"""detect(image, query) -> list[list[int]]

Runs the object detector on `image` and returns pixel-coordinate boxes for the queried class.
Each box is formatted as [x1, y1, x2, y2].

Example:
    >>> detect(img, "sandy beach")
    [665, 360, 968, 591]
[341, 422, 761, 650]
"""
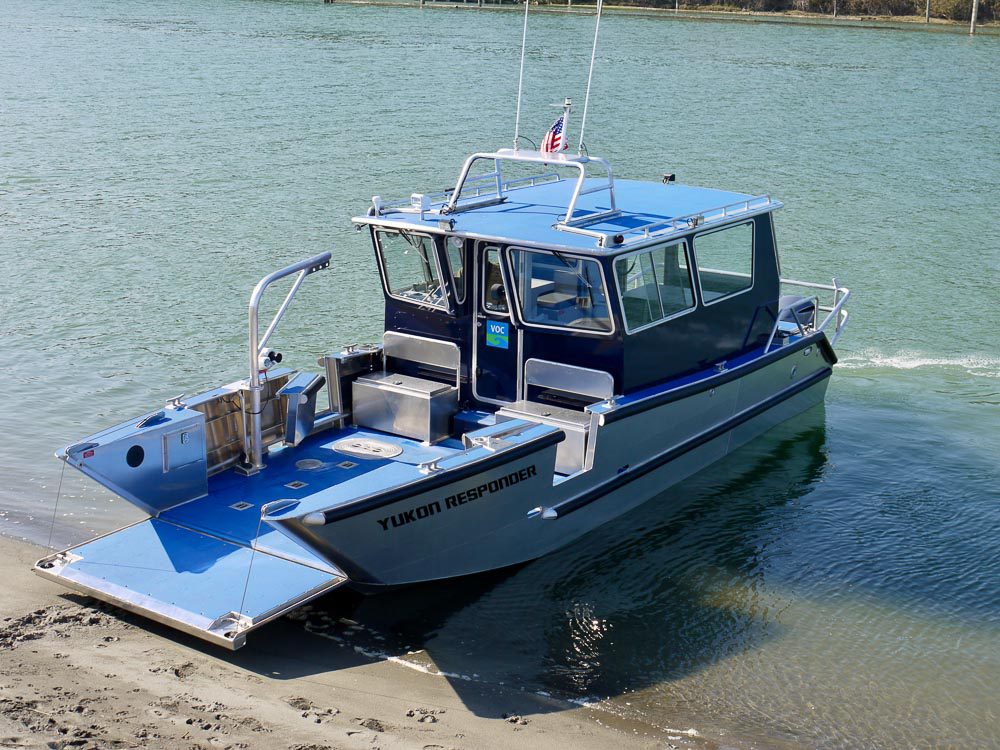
[0, 535, 700, 750]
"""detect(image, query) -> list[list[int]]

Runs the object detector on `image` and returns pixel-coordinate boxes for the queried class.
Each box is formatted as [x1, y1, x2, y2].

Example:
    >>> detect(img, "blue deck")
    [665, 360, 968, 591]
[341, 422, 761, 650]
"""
[158, 425, 465, 568]
[364, 178, 760, 253]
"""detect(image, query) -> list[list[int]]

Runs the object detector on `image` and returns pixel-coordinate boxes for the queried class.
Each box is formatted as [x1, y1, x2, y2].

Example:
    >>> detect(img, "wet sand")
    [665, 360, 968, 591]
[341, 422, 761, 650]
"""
[0, 535, 698, 750]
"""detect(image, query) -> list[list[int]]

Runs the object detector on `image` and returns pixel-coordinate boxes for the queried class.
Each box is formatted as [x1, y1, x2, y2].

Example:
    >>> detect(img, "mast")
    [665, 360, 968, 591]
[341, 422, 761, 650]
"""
[577, 0, 605, 154]
[513, 0, 531, 150]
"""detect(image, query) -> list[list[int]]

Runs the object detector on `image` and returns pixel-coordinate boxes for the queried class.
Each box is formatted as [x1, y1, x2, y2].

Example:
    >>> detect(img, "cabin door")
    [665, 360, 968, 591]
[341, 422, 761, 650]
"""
[473, 244, 519, 404]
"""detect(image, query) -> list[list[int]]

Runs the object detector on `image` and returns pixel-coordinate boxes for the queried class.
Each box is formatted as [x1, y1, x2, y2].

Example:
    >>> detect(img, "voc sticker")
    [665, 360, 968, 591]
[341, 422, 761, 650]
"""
[485, 320, 509, 349]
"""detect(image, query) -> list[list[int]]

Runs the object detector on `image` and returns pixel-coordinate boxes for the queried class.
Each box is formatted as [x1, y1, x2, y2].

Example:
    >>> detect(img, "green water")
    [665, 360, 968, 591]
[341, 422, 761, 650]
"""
[2, 1, 998, 747]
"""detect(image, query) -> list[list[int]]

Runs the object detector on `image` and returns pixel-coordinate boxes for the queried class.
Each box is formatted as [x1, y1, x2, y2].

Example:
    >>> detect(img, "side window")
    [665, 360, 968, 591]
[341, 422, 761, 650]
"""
[445, 236, 466, 304]
[482, 248, 509, 316]
[614, 241, 695, 332]
[694, 222, 753, 304]
[508, 249, 613, 333]
[376, 231, 447, 309]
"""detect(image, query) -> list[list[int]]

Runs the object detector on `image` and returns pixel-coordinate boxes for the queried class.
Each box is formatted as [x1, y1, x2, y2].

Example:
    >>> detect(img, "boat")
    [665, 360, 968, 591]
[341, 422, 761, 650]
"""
[34, 20, 849, 650]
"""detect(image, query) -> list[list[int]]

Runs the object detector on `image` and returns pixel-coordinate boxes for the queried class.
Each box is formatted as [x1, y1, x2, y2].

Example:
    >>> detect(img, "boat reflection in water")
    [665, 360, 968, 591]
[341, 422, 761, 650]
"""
[293, 406, 829, 710]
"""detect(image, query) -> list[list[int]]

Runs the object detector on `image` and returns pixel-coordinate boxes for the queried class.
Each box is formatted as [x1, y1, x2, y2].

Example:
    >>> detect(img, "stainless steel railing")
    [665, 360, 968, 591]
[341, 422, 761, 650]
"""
[764, 276, 851, 352]
[372, 169, 564, 216]
[559, 194, 779, 249]
[244, 252, 331, 474]
[441, 150, 618, 225]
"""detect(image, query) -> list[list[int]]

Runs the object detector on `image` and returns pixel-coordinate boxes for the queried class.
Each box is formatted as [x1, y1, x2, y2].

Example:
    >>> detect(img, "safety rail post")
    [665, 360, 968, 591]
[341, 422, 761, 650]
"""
[243, 252, 331, 475]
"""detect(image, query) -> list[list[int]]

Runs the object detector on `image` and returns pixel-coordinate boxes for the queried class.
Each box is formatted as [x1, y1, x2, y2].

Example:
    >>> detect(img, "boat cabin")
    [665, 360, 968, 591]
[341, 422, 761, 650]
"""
[353, 149, 785, 418]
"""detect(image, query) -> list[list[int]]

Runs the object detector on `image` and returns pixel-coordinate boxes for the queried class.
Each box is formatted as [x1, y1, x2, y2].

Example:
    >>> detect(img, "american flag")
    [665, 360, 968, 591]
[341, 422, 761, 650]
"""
[541, 114, 567, 153]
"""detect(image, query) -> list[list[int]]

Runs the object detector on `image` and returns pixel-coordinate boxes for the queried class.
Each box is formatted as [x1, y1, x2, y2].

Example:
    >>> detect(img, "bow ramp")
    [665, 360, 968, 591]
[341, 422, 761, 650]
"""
[35, 515, 346, 650]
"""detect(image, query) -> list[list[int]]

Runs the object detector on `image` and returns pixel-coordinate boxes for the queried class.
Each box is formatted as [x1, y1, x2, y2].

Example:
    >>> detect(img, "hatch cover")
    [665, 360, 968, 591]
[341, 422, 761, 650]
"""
[332, 437, 403, 460]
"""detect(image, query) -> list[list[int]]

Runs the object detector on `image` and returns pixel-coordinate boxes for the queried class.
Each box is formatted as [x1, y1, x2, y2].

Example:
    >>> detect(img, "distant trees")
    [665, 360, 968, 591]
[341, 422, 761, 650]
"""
[539, 0, 994, 21]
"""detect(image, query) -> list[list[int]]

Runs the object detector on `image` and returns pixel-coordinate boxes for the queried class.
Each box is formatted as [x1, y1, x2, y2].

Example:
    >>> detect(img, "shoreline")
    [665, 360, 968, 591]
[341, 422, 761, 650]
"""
[0, 532, 712, 750]
[328, 0, 1000, 34]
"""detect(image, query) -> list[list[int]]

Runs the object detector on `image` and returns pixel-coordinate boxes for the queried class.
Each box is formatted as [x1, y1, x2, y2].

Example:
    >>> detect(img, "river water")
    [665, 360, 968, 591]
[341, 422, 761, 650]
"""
[2, 1, 998, 747]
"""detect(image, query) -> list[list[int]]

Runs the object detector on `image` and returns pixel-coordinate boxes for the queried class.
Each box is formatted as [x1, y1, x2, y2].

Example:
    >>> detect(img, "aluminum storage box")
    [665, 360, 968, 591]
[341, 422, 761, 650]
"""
[352, 372, 458, 443]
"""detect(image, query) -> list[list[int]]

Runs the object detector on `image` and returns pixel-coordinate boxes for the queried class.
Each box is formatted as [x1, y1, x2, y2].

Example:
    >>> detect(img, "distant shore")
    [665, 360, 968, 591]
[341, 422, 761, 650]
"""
[0, 533, 706, 750]
[330, 0, 999, 33]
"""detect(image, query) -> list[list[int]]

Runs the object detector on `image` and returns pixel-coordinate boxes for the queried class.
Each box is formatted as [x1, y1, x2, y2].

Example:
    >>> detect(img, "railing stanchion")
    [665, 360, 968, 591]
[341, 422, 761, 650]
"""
[242, 252, 331, 475]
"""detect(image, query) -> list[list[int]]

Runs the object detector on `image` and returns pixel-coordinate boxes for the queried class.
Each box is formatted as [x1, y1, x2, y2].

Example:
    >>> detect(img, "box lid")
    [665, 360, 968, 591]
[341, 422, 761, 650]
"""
[356, 372, 455, 397]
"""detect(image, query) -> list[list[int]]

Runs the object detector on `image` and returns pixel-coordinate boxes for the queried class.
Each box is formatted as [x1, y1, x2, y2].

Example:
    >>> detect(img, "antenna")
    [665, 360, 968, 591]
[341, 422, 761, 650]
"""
[577, 0, 605, 154]
[513, 0, 531, 151]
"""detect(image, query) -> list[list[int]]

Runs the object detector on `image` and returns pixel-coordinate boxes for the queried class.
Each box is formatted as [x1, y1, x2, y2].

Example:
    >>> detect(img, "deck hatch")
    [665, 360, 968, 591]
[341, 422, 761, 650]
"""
[333, 437, 404, 460]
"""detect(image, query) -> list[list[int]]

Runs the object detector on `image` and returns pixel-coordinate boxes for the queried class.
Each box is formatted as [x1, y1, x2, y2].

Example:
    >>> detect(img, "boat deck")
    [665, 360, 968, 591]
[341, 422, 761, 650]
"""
[158, 425, 467, 571]
[33, 425, 473, 650]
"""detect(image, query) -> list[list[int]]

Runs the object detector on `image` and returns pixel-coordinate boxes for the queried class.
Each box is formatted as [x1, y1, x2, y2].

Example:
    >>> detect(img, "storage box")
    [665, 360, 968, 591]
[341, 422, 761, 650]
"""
[352, 372, 458, 443]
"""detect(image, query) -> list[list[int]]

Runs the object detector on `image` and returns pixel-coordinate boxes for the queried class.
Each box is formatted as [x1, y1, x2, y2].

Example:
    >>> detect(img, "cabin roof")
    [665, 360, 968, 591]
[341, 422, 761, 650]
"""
[354, 174, 781, 255]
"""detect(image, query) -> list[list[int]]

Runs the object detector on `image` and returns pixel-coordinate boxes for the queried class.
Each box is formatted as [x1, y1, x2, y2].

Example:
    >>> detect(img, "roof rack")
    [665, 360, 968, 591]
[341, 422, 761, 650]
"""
[560, 194, 780, 249]
[366, 148, 780, 251]
[443, 149, 618, 224]
[371, 167, 563, 219]
[369, 148, 620, 226]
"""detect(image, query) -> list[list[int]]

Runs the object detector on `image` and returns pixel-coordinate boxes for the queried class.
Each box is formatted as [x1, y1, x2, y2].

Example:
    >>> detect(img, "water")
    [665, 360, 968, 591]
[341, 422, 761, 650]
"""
[2, 1, 998, 746]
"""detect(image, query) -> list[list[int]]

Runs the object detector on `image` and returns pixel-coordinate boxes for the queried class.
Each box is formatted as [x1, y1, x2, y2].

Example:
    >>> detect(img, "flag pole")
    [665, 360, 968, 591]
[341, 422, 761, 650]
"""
[513, 0, 531, 151]
[561, 98, 572, 152]
[577, 0, 604, 154]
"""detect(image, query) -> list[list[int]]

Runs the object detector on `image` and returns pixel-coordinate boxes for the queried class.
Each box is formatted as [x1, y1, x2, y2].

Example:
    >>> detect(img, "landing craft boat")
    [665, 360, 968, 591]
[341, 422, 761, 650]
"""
[35, 31, 852, 647]
[35, 136, 849, 648]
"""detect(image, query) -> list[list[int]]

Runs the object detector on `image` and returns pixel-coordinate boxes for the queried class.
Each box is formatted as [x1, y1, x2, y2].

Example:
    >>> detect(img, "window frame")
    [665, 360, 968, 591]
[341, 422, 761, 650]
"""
[692, 220, 755, 308]
[374, 229, 451, 313]
[613, 239, 697, 335]
[505, 246, 617, 337]
[480, 245, 512, 319]
[444, 235, 467, 305]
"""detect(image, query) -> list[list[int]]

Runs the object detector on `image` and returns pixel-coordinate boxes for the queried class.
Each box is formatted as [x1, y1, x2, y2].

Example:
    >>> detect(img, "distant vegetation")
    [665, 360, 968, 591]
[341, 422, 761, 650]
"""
[534, 0, 994, 21]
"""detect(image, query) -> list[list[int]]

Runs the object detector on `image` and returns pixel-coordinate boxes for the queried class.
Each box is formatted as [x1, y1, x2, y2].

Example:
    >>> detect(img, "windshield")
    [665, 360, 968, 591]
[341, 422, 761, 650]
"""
[376, 231, 447, 309]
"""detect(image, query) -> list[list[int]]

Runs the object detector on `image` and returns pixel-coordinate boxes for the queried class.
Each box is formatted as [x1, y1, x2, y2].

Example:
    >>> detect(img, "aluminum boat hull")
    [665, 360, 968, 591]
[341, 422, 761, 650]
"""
[266, 336, 832, 587]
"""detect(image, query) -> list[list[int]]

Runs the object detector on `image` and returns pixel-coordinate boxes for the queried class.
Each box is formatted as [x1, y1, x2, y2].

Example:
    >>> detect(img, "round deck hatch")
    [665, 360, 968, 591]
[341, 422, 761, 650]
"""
[333, 437, 403, 460]
[295, 459, 326, 471]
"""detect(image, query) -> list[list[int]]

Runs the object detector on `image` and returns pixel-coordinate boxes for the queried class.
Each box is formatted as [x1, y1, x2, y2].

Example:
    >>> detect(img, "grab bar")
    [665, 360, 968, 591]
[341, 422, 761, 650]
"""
[244, 252, 331, 474]
[764, 278, 850, 352]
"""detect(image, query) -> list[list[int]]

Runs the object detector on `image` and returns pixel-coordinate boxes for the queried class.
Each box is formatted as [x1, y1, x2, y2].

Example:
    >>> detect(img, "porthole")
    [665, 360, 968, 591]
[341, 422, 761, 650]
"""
[126, 445, 145, 468]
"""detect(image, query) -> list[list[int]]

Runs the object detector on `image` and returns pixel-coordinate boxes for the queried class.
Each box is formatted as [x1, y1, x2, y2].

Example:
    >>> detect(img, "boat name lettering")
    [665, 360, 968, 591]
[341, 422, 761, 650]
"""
[377, 500, 442, 530]
[375, 465, 537, 531]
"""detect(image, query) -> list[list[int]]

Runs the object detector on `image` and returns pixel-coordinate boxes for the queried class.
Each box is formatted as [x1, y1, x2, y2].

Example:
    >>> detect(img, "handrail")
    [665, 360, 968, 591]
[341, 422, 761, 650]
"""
[548, 192, 779, 249]
[374, 171, 563, 216]
[442, 150, 616, 224]
[244, 252, 331, 474]
[764, 277, 850, 352]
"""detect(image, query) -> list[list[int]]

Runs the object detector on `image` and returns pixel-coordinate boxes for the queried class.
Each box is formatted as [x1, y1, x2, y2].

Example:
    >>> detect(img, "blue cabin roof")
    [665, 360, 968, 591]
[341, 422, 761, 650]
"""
[354, 150, 782, 254]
